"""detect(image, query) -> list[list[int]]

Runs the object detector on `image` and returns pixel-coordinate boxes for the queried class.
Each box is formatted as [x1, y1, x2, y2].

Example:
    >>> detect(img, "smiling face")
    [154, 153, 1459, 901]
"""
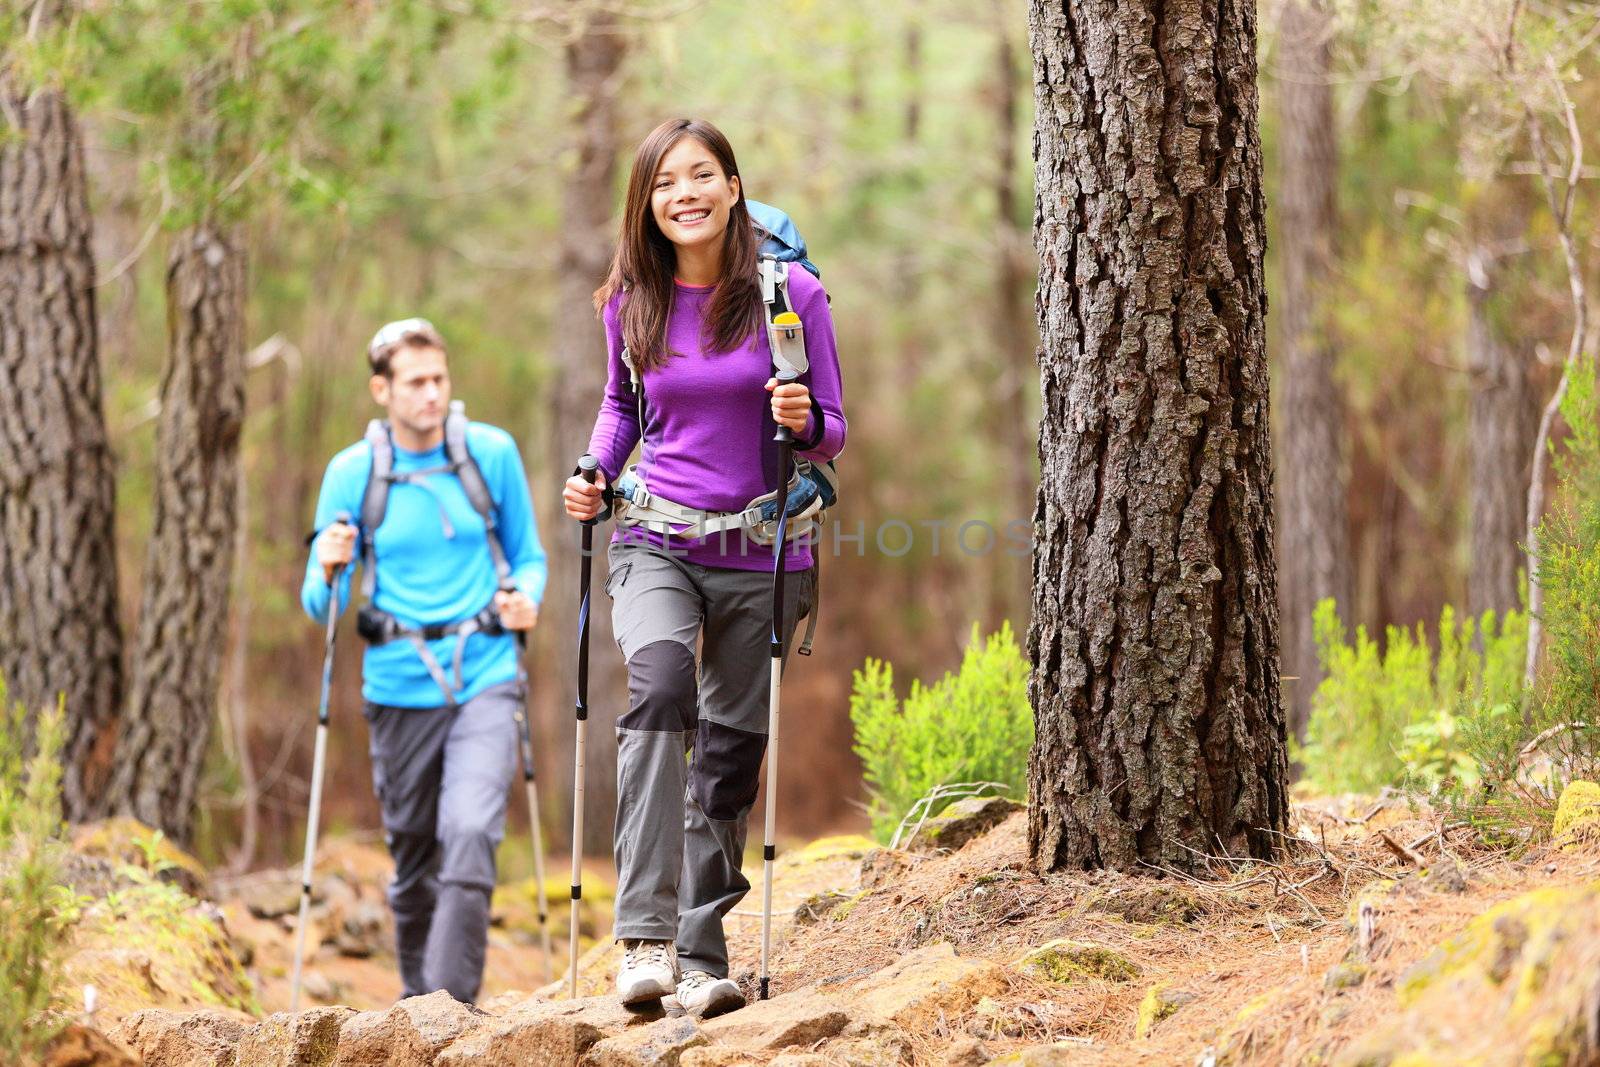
[649, 136, 742, 255]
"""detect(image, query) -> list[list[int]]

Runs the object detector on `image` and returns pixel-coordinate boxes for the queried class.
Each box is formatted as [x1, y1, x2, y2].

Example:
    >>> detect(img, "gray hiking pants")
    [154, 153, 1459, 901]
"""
[363, 679, 520, 1003]
[605, 539, 813, 979]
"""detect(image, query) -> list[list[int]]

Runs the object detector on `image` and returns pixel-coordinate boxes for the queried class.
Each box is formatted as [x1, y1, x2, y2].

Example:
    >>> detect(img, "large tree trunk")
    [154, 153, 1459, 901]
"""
[1026, 0, 1288, 873]
[1466, 251, 1533, 620]
[1274, 0, 1349, 740]
[0, 72, 125, 817]
[541, 21, 629, 856]
[106, 224, 247, 843]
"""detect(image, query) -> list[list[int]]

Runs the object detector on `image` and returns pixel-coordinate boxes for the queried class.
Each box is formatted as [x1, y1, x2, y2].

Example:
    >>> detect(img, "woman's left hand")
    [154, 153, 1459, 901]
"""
[766, 378, 811, 435]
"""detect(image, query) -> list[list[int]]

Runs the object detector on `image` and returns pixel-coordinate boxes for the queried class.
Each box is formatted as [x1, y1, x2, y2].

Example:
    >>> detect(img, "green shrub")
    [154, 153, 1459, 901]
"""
[1296, 599, 1526, 795]
[849, 621, 1033, 843]
[0, 682, 72, 1063]
[1533, 359, 1600, 783]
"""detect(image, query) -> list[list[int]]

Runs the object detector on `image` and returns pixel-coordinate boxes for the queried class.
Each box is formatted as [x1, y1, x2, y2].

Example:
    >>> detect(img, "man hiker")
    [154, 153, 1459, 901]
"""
[301, 317, 548, 1004]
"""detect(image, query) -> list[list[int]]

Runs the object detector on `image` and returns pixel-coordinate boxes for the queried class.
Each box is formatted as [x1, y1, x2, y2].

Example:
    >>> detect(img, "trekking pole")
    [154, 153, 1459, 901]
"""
[502, 579, 553, 986]
[760, 372, 800, 1002]
[291, 510, 351, 1013]
[569, 455, 601, 998]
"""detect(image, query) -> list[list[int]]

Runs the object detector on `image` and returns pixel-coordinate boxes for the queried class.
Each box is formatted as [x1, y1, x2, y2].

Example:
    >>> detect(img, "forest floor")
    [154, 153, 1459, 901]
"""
[47, 788, 1600, 1065]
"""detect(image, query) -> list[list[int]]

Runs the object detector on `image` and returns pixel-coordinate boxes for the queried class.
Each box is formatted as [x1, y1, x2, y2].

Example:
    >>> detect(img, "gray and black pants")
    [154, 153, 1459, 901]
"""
[363, 679, 521, 1003]
[605, 539, 812, 979]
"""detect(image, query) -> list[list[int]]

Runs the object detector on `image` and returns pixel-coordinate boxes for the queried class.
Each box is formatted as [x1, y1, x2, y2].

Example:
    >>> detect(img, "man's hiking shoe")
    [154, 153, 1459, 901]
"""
[617, 939, 678, 1004]
[676, 969, 745, 1018]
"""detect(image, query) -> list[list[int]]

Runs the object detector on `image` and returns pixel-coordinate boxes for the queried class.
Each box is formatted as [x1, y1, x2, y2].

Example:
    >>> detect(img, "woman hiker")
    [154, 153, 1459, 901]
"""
[562, 117, 847, 1019]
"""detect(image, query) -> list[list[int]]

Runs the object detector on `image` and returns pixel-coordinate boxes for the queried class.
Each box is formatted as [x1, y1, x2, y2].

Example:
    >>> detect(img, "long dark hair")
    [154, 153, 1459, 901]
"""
[593, 118, 763, 372]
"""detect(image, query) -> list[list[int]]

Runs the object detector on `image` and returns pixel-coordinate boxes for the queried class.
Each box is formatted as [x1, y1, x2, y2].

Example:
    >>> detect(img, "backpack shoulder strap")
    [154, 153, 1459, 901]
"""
[444, 402, 513, 587]
[359, 419, 393, 600]
[759, 255, 791, 320]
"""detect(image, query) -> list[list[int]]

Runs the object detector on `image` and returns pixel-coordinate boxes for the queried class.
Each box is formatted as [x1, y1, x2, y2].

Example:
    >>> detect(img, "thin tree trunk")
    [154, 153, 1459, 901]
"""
[542, 21, 628, 856]
[107, 224, 247, 843]
[1027, 0, 1288, 873]
[1466, 251, 1532, 620]
[0, 70, 124, 818]
[1274, 0, 1349, 740]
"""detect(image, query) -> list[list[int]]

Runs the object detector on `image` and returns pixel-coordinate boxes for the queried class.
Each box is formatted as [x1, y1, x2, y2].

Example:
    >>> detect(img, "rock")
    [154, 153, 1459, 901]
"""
[678, 1051, 754, 1067]
[791, 889, 853, 926]
[943, 1035, 992, 1065]
[478, 990, 534, 1014]
[333, 991, 488, 1067]
[114, 1009, 250, 1067]
[300, 971, 347, 1005]
[1336, 881, 1600, 1064]
[435, 995, 663, 1066]
[767, 1056, 828, 1066]
[1552, 780, 1600, 850]
[1324, 962, 1369, 992]
[1014, 939, 1139, 984]
[238, 876, 305, 920]
[583, 1015, 707, 1066]
[537, 939, 625, 1001]
[965, 996, 1023, 1039]
[41, 1023, 141, 1067]
[698, 988, 850, 1050]
[336, 898, 390, 959]
[843, 943, 1008, 1030]
[904, 797, 1022, 853]
[236, 1007, 353, 1067]
[1086, 884, 1203, 925]
[1418, 857, 1469, 894]
[857, 848, 920, 890]
[59, 852, 128, 901]
[1134, 982, 1195, 1038]
[73, 819, 211, 899]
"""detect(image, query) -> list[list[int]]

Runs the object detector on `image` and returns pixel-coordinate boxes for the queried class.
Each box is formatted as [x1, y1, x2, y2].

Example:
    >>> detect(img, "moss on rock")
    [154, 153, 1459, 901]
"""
[1014, 939, 1139, 985]
[1337, 880, 1600, 1066]
[1552, 780, 1600, 850]
[1134, 982, 1194, 1039]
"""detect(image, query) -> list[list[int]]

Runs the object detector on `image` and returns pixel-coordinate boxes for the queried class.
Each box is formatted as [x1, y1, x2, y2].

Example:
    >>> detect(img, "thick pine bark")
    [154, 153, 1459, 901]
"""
[1027, 0, 1288, 873]
[1466, 255, 1533, 620]
[0, 79, 125, 817]
[106, 224, 246, 843]
[1274, 0, 1349, 739]
[542, 23, 628, 855]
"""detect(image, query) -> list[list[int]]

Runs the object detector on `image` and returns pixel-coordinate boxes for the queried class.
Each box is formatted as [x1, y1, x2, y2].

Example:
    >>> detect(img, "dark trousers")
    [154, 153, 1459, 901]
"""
[364, 679, 520, 1003]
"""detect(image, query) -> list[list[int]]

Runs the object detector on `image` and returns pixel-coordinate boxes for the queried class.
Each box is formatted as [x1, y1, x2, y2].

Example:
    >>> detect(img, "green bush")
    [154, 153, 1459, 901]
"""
[1296, 599, 1526, 795]
[0, 682, 72, 1063]
[1534, 360, 1600, 782]
[849, 621, 1033, 843]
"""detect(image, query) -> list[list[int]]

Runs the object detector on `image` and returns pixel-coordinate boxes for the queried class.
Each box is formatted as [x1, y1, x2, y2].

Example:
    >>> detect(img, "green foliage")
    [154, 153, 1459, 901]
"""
[1297, 599, 1527, 795]
[73, 0, 475, 226]
[0, 682, 72, 1063]
[1534, 357, 1600, 782]
[849, 622, 1033, 843]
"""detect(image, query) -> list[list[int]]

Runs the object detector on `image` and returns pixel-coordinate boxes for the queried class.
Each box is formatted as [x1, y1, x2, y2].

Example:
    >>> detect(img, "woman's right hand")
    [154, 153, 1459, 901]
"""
[563, 471, 609, 521]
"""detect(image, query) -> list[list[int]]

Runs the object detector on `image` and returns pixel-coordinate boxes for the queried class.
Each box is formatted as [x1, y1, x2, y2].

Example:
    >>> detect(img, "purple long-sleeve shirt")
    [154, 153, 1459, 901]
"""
[585, 267, 847, 571]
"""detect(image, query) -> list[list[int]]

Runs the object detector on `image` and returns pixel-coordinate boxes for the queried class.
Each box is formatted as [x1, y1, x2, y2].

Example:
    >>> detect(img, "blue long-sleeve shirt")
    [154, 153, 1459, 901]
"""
[301, 421, 548, 708]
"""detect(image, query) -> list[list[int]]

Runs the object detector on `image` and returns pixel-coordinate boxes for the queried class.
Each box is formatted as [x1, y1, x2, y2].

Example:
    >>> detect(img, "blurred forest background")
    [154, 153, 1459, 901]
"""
[3, 0, 1597, 875]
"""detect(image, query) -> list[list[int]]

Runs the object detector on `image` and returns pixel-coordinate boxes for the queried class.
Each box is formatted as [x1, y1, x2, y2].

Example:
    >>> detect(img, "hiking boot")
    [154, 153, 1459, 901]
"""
[676, 969, 745, 1018]
[616, 939, 677, 1004]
